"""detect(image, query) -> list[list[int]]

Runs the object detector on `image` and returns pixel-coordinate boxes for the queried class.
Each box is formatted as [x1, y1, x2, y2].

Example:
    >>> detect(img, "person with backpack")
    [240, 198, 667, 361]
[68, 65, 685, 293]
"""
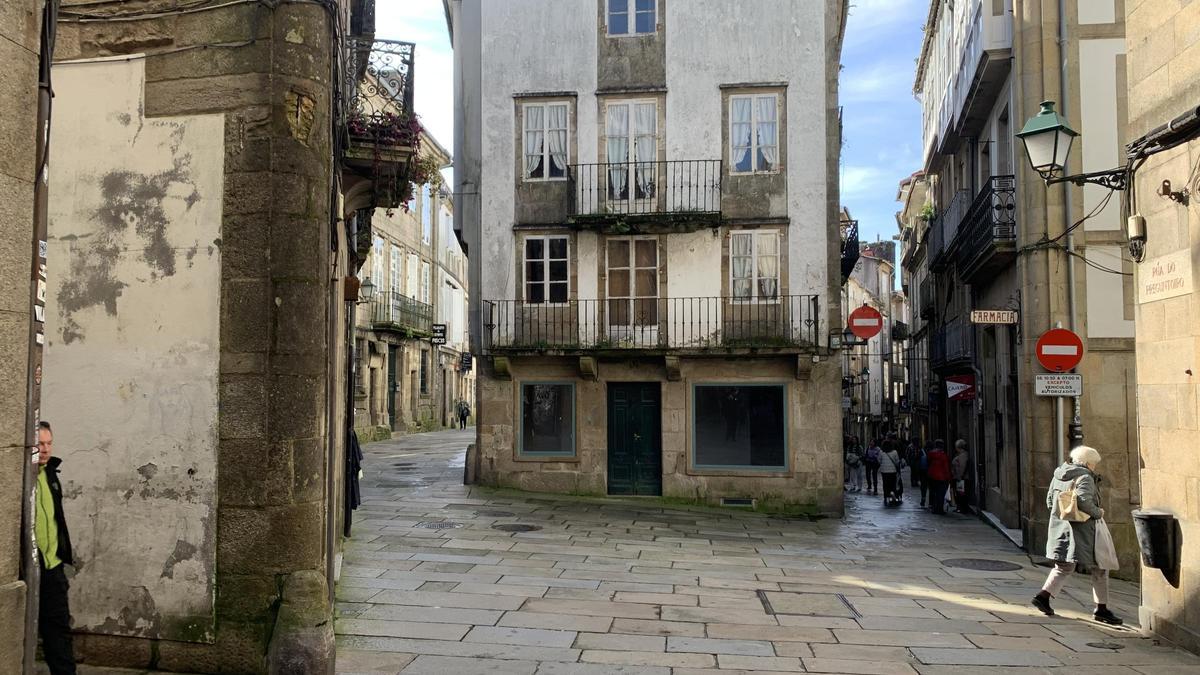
[845, 437, 864, 493]
[879, 440, 904, 506]
[863, 439, 882, 495]
[951, 440, 974, 514]
[926, 439, 952, 515]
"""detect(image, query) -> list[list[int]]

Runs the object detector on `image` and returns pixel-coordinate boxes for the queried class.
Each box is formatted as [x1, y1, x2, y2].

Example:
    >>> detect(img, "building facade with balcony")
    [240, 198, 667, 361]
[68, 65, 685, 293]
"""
[910, 0, 1138, 567]
[448, 0, 848, 512]
[897, 173, 934, 443]
[354, 133, 475, 440]
[842, 240, 905, 444]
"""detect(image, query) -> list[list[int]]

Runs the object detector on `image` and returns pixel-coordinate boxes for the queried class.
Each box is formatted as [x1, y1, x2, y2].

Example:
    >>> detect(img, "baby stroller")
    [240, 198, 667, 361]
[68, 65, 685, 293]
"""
[883, 454, 905, 507]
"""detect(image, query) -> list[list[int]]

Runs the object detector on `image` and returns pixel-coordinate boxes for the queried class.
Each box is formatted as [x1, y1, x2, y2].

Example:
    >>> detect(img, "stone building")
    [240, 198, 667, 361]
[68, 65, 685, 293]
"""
[896, 173, 934, 443]
[27, 1, 418, 670]
[1125, 0, 1200, 653]
[1, 0, 53, 668]
[842, 239, 904, 443]
[908, 0, 1139, 567]
[355, 134, 475, 441]
[449, 0, 848, 513]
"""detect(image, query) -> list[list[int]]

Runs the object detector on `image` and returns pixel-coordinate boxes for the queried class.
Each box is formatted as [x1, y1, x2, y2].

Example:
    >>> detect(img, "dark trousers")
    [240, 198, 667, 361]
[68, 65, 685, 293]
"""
[910, 464, 921, 487]
[882, 472, 899, 501]
[930, 480, 950, 515]
[918, 473, 929, 505]
[865, 465, 879, 492]
[40, 564, 76, 675]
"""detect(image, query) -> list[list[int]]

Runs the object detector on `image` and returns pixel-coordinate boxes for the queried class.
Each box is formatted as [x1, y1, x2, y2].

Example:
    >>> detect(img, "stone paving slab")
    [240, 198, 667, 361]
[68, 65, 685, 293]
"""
[335, 429, 1200, 675]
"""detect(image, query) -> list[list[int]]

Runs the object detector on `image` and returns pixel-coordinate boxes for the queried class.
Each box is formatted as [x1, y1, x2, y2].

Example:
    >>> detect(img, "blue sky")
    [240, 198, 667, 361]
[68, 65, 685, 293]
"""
[382, 0, 927, 249]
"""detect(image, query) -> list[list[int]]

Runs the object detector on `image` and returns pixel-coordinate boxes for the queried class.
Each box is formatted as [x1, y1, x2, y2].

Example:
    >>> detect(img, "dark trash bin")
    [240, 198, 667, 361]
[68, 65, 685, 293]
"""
[1132, 509, 1177, 570]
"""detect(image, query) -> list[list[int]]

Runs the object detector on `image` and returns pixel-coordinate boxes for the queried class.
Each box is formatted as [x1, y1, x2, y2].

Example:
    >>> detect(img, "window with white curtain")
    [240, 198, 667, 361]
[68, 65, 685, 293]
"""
[605, 100, 657, 201]
[524, 236, 569, 304]
[730, 94, 780, 173]
[523, 103, 569, 180]
[371, 236, 385, 290]
[730, 231, 780, 302]
[389, 244, 401, 296]
[420, 261, 431, 304]
[607, 0, 656, 35]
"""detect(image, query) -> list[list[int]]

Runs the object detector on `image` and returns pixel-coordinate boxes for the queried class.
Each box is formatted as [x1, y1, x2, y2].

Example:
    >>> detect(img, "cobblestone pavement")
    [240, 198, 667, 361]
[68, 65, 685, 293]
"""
[335, 428, 1200, 675]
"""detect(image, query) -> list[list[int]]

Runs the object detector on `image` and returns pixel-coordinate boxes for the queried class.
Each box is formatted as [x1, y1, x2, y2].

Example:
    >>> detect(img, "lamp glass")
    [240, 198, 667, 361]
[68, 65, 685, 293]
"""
[359, 277, 376, 302]
[1016, 100, 1079, 178]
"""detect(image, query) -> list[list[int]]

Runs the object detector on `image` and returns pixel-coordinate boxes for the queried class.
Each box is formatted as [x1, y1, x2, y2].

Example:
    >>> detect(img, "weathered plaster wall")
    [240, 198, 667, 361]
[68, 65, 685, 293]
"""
[44, 56, 223, 641]
[0, 0, 43, 666]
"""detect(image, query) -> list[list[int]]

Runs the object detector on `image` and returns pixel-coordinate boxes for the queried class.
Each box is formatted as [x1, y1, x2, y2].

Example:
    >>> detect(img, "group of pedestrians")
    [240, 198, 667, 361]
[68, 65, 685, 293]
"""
[846, 434, 977, 514]
[843, 434, 906, 506]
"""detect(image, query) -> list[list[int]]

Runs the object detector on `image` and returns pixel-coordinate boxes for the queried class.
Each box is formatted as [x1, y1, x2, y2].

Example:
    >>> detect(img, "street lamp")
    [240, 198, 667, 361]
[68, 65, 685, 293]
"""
[1017, 100, 1129, 190]
[358, 277, 377, 305]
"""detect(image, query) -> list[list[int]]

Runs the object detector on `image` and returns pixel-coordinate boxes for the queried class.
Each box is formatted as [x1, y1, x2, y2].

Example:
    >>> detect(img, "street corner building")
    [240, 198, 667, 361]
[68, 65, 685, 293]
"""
[30, 0, 417, 671]
[447, 0, 849, 515]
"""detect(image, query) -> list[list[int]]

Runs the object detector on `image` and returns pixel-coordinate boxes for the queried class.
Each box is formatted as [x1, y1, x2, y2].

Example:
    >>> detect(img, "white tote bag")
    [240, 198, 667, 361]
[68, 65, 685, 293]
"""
[1095, 518, 1120, 571]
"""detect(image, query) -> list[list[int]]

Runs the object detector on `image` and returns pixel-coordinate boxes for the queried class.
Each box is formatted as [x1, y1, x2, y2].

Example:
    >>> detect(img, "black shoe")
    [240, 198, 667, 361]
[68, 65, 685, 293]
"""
[1032, 594, 1054, 616]
[1094, 608, 1124, 626]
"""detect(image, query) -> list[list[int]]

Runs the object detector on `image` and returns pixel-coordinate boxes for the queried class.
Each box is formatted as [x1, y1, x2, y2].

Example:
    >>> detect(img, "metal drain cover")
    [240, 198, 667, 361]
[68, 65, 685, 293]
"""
[476, 510, 516, 518]
[910, 527, 937, 532]
[1086, 642, 1125, 650]
[415, 521, 464, 530]
[492, 524, 542, 533]
[941, 558, 1023, 572]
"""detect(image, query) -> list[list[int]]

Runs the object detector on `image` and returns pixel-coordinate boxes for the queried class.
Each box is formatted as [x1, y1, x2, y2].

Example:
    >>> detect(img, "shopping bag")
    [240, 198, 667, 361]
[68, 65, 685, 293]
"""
[1056, 477, 1091, 522]
[1095, 518, 1119, 571]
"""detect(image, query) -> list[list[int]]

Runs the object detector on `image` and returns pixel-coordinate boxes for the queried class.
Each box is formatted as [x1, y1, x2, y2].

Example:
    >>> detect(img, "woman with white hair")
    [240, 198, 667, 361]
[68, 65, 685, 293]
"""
[1032, 445, 1122, 625]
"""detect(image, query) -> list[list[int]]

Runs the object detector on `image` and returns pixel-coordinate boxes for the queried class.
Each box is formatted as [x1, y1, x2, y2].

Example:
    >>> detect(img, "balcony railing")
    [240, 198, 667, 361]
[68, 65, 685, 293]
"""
[841, 219, 860, 283]
[952, 175, 1017, 282]
[930, 189, 970, 270]
[370, 291, 432, 336]
[568, 160, 721, 224]
[483, 295, 821, 353]
[345, 38, 415, 141]
[931, 316, 972, 369]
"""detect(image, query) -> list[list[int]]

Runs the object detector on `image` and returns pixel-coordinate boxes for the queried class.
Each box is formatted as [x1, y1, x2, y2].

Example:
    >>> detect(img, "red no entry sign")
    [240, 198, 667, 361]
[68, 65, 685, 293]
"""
[1036, 328, 1084, 372]
[848, 305, 884, 340]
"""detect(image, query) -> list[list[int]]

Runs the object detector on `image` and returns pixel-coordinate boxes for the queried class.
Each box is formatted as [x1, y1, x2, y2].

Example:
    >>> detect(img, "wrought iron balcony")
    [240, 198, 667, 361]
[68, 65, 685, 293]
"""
[342, 39, 417, 209]
[567, 160, 721, 230]
[952, 175, 1017, 282]
[482, 295, 820, 354]
[370, 291, 432, 336]
[931, 315, 972, 369]
[930, 189, 970, 271]
[841, 218, 860, 284]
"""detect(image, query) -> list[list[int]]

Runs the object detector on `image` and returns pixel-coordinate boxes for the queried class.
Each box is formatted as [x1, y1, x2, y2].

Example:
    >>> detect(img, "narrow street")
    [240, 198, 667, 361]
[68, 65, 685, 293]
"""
[334, 429, 1199, 675]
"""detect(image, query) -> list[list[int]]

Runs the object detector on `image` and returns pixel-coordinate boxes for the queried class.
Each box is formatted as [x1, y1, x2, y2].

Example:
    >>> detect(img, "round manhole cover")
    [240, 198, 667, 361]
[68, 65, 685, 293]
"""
[1086, 642, 1125, 650]
[941, 558, 1023, 572]
[492, 524, 542, 533]
[415, 521, 464, 530]
[476, 510, 516, 518]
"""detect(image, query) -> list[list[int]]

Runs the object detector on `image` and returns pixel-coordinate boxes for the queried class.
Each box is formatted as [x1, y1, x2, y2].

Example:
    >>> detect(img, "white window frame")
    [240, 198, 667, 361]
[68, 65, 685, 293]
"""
[730, 231, 780, 304]
[523, 235, 570, 306]
[420, 261, 431, 304]
[606, 0, 657, 36]
[522, 102, 571, 182]
[370, 236, 385, 291]
[604, 99, 658, 205]
[389, 244, 402, 296]
[421, 184, 433, 244]
[729, 93, 781, 174]
[605, 235, 659, 328]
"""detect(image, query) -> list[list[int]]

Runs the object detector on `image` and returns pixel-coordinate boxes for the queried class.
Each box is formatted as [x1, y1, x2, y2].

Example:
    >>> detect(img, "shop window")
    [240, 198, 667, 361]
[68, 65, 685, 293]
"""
[693, 384, 786, 469]
[520, 383, 575, 456]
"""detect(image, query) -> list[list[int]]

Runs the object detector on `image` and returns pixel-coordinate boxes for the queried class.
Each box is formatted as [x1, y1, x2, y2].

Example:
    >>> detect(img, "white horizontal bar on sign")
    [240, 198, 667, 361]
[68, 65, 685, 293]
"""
[1041, 345, 1079, 355]
[851, 318, 881, 326]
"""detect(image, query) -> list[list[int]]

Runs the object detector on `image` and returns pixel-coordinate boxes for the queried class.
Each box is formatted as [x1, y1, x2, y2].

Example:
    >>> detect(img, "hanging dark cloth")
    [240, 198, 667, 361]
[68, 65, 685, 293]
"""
[344, 429, 364, 537]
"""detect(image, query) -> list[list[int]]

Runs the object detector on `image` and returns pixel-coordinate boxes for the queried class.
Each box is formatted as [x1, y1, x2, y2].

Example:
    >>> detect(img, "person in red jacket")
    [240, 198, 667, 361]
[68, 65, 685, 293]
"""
[926, 439, 952, 515]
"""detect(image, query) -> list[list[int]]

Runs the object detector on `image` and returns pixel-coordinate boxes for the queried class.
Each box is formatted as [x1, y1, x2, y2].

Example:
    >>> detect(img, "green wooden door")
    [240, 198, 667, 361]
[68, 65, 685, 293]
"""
[607, 383, 662, 496]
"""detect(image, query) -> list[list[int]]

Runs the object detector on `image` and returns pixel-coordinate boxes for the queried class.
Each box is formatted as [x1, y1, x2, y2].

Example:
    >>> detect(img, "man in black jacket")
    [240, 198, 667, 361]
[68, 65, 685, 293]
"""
[36, 420, 77, 674]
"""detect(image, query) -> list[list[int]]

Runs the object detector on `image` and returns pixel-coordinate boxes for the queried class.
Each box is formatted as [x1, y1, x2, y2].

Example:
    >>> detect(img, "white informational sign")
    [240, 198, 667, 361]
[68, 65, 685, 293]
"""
[1035, 373, 1082, 397]
[971, 309, 1018, 324]
[841, 396, 851, 410]
[1139, 249, 1193, 304]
